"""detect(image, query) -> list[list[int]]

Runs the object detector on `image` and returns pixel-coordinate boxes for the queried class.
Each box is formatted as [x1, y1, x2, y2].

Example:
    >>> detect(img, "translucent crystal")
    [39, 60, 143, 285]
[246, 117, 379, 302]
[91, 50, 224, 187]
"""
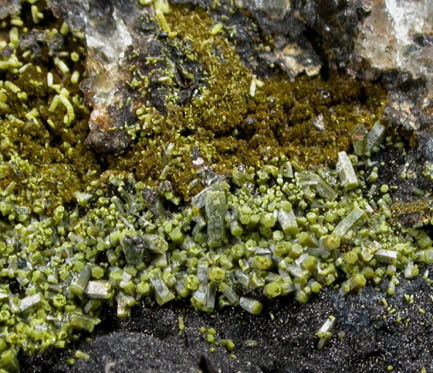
[296, 171, 337, 200]
[191, 283, 207, 310]
[220, 284, 240, 306]
[115, 292, 136, 318]
[316, 315, 336, 349]
[333, 207, 366, 237]
[85, 281, 112, 299]
[149, 269, 175, 306]
[70, 312, 100, 333]
[70, 266, 91, 296]
[336, 151, 359, 190]
[141, 234, 168, 254]
[239, 297, 263, 315]
[355, 0, 433, 92]
[365, 122, 386, 154]
[375, 249, 398, 264]
[19, 293, 42, 313]
[205, 190, 227, 248]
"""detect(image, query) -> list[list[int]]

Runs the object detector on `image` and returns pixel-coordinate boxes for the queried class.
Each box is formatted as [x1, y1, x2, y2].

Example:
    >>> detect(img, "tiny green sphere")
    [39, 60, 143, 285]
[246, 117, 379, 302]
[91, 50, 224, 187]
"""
[185, 274, 200, 291]
[306, 211, 317, 224]
[91, 266, 105, 279]
[136, 282, 151, 295]
[163, 221, 173, 234]
[209, 266, 226, 283]
[351, 273, 366, 291]
[0, 310, 11, 322]
[264, 281, 282, 298]
[53, 294, 67, 309]
[380, 184, 389, 193]
[321, 234, 341, 250]
[311, 281, 322, 293]
[239, 214, 251, 225]
[252, 255, 272, 270]
[220, 339, 235, 352]
[231, 243, 245, 259]
[301, 255, 317, 271]
[272, 230, 284, 242]
[344, 250, 358, 265]
[288, 243, 303, 259]
[260, 213, 276, 228]
[169, 226, 184, 244]
[274, 242, 290, 257]
[368, 171, 378, 183]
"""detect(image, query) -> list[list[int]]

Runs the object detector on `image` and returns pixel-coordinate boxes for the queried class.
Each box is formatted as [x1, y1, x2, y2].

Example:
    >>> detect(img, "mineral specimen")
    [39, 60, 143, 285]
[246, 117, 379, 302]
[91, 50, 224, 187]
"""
[2, 1, 433, 371]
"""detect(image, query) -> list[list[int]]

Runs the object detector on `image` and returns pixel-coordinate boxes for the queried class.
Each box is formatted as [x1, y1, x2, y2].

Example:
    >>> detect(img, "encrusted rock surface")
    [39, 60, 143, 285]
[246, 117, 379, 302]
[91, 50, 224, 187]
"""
[2, 1, 433, 372]
[21, 268, 433, 373]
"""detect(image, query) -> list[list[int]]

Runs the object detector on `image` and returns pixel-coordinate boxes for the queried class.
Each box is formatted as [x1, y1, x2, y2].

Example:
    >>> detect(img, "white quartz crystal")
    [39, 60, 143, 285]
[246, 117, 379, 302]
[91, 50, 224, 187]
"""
[355, 0, 433, 91]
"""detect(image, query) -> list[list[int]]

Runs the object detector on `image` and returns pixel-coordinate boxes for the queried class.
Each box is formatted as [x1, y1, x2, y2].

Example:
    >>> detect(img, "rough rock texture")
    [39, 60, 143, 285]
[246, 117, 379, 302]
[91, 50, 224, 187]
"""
[238, 0, 370, 71]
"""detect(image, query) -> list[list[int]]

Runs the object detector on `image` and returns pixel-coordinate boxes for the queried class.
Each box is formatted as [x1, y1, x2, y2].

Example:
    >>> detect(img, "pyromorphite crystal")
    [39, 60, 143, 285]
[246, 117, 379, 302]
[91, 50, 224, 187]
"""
[351, 124, 368, 156]
[209, 267, 226, 283]
[149, 269, 175, 306]
[317, 315, 336, 349]
[264, 282, 282, 298]
[19, 294, 42, 313]
[85, 281, 112, 299]
[70, 313, 100, 333]
[350, 273, 366, 291]
[205, 191, 227, 248]
[333, 207, 366, 237]
[0, 349, 19, 373]
[70, 267, 91, 296]
[375, 249, 398, 264]
[278, 207, 298, 235]
[365, 122, 386, 154]
[141, 235, 169, 254]
[320, 234, 341, 250]
[74, 350, 90, 360]
[239, 297, 263, 315]
[122, 236, 145, 265]
[336, 151, 359, 190]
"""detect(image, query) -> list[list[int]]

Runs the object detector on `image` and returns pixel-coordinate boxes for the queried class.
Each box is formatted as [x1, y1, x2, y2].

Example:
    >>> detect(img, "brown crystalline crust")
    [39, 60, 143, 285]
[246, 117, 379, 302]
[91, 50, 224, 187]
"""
[71, 2, 387, 200]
